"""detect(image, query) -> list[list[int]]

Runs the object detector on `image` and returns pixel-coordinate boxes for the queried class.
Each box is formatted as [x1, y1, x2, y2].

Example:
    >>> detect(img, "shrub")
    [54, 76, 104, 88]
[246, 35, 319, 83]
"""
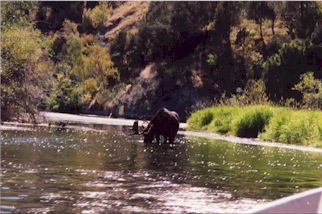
[82, 2, 112, 32]
[1, 25, 53, 121]
[219, 79, 269, 106]
[260, 109, 322, 146]
[232, 106, 273, 138]
[206, 106, 238, 134]
[187, 108, 214, 130]
[293, 72, 322, 109]
[188, 105, 322, 147]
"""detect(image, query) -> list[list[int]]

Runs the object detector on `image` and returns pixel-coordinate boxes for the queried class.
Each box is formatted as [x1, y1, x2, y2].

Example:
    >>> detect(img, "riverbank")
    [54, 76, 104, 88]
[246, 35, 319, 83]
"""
[2, 111, 322, 154]
[187, 105, 322, 148]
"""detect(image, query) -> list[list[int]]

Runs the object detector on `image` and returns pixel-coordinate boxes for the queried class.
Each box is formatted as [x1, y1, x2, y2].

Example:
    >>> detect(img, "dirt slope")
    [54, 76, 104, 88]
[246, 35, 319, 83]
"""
[104, 2, 150, 40]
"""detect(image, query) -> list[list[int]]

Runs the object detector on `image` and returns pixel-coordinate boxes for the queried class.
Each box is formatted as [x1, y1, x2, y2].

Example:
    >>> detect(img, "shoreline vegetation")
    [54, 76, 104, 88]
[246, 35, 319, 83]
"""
[187, 105, 322, 148]
[2, 111, 322, 154]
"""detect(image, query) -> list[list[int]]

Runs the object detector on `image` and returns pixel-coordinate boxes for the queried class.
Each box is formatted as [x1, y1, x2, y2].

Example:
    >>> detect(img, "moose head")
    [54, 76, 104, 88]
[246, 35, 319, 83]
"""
[131, 108, 179, 144]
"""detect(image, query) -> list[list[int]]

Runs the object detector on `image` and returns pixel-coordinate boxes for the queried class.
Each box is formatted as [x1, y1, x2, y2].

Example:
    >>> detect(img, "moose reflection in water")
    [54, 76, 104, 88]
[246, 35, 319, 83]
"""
[133, 108, 180, 144]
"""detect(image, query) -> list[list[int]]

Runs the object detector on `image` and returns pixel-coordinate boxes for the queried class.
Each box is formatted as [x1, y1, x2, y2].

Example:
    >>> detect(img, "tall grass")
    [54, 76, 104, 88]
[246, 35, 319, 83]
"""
[232, 106, 273, 138]
[187, 105, 322, 147]
[260, 109, 322, 147]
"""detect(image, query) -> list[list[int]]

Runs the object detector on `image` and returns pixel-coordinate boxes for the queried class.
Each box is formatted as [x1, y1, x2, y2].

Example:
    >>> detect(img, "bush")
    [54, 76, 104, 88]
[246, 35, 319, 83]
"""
[232, 106, 273, 138]
[293, 72, 322, 109]
[1, 25, 53, 121]
[188, 105, 322, 147]
[260, 109, 322, 146]
[82, 2, 112, 30]
[219, 79, 269, 106]
[187, 108, 214, 130]
[206, 106, 238, 134]
[48, 20, 119, 111]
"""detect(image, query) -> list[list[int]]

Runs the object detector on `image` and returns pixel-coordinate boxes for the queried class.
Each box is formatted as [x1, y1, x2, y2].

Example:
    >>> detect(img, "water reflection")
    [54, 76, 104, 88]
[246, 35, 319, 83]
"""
[1, 127, 322, 213]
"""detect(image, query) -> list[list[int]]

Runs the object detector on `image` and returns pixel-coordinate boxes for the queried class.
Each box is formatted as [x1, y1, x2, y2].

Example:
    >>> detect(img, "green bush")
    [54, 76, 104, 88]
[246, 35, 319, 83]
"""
[48, 20, 119, 111]
[187, 108, 214, 130]
[293, 72, 322, 109]
[260, 109, 322, 146]
[206, 106, 238, 134]
[1, 24, 53, 121]
[232, 106, 273, 138]
[188, 105, 322, 147]
[220, 79, 269, 106]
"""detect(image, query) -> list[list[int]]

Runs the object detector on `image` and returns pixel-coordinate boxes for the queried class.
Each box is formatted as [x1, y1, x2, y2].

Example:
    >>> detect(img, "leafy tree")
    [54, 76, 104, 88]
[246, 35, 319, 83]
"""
[281, 2, 321, 39]
[82, 2, 112, 33]
[36, 1, 85, 32]
[247, 2, 276, 40]
[311, 21, 322, 45]
[110, 1, 219, 72]
[47, 64, 81, 112]
[48, 20, 119, 111]
[214, 2, 242, 46]
[220, 79, 268, 106]
[262, 40, 322, 101]
[293, 72, 322, 109]
[1, 25, 53, 120]
[1, 1, 38, 30]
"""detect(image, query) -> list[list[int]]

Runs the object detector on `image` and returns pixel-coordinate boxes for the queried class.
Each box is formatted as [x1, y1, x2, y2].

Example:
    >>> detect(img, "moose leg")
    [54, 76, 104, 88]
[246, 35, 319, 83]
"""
[168, 135, 175, 144]
[163, 135, 168, 143]
[156, 135, 160, 143]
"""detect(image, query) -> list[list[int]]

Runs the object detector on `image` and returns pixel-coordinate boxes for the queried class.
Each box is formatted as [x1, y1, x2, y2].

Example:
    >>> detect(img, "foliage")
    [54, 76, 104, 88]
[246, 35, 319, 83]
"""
[281, 2, 322, 39]
[232, 106, 273, 138]
[110, 2, 220, 72]
[187, 108, 214, 130]
[82, 2, 112, 30]
[247, 2, 276, 39]
[36, 2, 86, 31]
[206, 54, 218, 66]
[262, 40, 320, 101]
[260, 108, 322, 147]
[188, 105, 322, 147]
[219, 80, 268, 106]
[1, 25, 53, 120]
[293, 72, 322, 109]
[2, 1, 322, 122]
[47, 68, 81, 112]
[205, 106, 238, 134]
[48, 20, 119, 111]
[1, 1, 38, 30]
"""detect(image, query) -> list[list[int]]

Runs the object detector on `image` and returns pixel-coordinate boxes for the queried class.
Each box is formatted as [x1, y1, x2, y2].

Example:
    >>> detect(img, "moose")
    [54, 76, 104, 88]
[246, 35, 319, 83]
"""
[133, 108, 180, 144]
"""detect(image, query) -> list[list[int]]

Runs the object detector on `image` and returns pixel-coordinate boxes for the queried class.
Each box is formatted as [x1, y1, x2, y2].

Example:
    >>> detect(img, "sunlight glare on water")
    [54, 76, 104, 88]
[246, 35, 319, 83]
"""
[1, 126, 322, 213]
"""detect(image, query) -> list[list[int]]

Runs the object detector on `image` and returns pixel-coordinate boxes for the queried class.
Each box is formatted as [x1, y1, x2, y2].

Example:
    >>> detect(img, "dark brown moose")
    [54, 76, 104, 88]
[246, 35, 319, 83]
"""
[140, 108, 180, 144]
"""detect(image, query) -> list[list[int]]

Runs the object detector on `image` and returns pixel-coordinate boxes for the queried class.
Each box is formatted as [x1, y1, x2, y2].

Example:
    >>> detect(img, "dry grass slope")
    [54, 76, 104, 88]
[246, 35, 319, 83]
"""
[104, 2, 150, 40]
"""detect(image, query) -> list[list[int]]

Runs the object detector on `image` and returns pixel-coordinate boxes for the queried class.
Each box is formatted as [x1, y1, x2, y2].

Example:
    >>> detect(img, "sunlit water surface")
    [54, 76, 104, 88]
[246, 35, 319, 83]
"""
[1, 126, 322, 213]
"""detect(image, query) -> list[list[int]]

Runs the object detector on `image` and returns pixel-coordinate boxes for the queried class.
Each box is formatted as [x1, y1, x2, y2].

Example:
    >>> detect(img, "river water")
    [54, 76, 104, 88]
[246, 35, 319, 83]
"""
[1, 126, 322, 213]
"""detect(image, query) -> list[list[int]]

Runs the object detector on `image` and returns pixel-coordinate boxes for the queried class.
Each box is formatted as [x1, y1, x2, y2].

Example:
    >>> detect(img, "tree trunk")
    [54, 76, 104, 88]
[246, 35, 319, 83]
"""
[271, 19, 275, 36]
[259, 20, 263, 40]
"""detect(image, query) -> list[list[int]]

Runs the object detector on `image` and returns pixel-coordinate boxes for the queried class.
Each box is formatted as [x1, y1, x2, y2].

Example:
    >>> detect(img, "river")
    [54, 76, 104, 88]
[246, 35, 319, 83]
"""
[1, 125, 322, 213]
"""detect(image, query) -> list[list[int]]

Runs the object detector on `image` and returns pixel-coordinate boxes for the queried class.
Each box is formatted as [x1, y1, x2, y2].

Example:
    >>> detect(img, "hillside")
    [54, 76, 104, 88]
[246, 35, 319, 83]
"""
[104, 2, 149, 41]
[1, 2, 322, 122]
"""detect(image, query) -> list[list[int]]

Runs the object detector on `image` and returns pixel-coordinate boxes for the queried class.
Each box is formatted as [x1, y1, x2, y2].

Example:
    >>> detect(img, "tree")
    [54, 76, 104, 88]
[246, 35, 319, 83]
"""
[262, 40, 322, 101]
[48, 20, 119, 111]
[1, 1, 38, 30]
[293, 72, 322, 109]
[1, 25, 53, 120]
[247, 2, 276, 40]
[281, 2, 321, 39]
[214, 2, 241, 47]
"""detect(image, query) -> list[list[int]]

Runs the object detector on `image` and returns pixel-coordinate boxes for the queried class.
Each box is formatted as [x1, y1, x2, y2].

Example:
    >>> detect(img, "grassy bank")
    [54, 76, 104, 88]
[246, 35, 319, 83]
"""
[187, 105, 322, 147]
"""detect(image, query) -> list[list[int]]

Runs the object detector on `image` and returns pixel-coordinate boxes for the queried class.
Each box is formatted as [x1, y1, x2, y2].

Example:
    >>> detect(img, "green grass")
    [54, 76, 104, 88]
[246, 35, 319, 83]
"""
[187, 105, 322, 147]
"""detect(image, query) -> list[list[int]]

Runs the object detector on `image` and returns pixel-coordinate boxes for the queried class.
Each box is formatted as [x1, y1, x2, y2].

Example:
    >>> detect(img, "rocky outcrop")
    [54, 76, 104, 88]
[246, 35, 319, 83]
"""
[107, 64, 216, 121]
